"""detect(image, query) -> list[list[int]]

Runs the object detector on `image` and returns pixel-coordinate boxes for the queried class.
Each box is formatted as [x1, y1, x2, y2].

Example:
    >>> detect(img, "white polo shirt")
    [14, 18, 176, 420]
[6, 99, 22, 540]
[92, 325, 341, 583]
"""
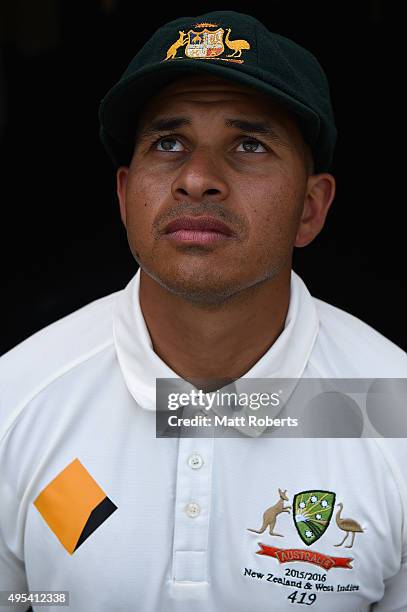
[0, 268, 406, 612]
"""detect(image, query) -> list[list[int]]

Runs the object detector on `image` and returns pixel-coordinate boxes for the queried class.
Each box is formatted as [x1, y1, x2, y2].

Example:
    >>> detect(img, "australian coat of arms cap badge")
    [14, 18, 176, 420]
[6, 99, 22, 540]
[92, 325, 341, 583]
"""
[164, 22, 250, 64]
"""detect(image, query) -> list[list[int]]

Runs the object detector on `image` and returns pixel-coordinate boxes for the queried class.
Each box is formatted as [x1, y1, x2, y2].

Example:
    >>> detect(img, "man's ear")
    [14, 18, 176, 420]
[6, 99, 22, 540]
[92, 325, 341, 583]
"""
[116, 166, 129, 227]
[295, 173, 336, 247]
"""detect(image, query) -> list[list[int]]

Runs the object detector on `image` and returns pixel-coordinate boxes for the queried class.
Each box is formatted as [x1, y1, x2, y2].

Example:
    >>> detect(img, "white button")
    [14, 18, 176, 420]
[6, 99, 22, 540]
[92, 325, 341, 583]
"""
[187, 453, 204, 470]
[185, 502, 201, 518]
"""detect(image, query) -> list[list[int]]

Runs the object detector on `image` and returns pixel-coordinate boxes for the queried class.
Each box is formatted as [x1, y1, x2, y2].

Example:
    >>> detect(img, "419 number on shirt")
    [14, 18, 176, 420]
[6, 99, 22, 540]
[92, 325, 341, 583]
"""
[287, 591, 317, 605]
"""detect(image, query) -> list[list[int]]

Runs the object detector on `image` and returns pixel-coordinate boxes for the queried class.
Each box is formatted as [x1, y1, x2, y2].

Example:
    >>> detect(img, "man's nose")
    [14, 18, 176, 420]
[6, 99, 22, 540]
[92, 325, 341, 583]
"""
[171, 148, 230, 203]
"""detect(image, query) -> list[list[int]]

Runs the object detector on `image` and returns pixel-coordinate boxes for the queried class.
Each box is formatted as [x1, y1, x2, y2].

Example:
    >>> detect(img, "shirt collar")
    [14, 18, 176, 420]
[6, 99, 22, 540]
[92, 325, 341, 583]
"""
[113, 267, 319, 429]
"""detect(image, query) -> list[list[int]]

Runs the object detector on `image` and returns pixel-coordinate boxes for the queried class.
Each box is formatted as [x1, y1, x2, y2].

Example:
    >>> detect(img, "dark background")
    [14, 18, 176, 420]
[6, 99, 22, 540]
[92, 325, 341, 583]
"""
[0, 0, 405, 356]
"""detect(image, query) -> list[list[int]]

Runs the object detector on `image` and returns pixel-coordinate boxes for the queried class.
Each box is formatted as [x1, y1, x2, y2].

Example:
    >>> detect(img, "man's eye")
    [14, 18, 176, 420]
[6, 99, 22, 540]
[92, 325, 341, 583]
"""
[155, 137, 184, 152]
[237, 139, 267, 153]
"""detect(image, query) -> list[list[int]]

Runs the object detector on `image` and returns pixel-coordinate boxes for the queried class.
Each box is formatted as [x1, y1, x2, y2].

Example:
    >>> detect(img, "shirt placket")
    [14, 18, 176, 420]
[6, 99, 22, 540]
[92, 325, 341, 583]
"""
[170, 401, 215, 595]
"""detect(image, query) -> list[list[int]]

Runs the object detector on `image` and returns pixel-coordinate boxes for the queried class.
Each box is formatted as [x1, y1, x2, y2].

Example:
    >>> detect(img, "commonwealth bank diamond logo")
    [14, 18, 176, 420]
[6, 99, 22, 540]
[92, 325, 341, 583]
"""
[33, 458, 117, 554]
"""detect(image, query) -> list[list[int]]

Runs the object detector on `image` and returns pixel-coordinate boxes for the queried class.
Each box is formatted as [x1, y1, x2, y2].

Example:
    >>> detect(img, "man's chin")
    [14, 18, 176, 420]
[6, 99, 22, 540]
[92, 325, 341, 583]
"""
[141, 263, 243, 306]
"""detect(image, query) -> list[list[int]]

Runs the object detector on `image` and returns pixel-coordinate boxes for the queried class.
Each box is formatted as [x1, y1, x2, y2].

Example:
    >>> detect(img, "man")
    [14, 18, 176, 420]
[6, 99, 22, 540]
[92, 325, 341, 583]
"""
[1, 10, 406, 612]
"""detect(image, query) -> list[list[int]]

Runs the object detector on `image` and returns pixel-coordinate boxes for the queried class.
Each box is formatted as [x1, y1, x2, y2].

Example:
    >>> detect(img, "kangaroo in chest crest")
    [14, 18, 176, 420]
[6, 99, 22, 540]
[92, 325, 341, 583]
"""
[247, 488, 291, 537]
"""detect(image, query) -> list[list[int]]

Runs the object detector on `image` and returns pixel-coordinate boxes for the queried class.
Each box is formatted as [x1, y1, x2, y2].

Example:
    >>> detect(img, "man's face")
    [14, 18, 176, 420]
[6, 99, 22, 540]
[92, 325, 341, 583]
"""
[117, 74, 312, 304]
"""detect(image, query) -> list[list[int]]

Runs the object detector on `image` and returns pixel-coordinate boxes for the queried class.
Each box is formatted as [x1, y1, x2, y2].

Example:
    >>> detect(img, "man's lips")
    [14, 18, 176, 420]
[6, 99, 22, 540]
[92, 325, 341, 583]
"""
[163, 216, 235, 236]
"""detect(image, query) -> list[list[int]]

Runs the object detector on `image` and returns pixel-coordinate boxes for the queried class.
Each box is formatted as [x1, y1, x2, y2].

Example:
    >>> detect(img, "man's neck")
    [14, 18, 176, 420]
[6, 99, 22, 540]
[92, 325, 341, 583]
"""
[138, 267, 291, 383]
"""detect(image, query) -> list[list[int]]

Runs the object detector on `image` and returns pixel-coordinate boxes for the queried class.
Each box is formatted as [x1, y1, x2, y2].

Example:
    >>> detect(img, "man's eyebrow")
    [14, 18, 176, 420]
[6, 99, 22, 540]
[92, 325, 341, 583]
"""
[136, 117, 192, 142]
[135, 115, 289, 146]
[225, 118, 289, 147]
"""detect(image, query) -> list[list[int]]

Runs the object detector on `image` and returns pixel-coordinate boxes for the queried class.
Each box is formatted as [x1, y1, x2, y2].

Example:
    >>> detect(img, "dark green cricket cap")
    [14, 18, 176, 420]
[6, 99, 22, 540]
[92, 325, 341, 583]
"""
[99, 11, 337, 172]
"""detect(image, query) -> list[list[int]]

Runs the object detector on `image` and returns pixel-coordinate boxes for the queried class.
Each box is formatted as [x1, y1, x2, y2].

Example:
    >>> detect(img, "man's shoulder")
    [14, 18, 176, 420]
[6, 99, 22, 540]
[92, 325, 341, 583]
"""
[311, 296, 407, 376]
[0, 288, 121, 430]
